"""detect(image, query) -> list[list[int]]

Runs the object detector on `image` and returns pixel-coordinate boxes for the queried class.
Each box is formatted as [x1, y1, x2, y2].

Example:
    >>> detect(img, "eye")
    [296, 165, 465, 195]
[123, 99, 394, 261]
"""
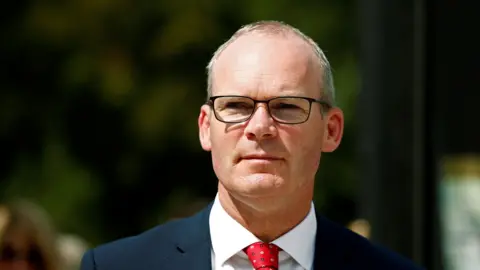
[225, 102, 252, 109]
[1, 245, 17, 260]
[276, 102, 300, 109]
[271, 102, 303, 110]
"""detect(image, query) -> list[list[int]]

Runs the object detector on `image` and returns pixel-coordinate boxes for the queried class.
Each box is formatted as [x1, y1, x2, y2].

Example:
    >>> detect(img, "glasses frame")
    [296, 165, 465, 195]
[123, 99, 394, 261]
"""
[207, 95, 331, 124]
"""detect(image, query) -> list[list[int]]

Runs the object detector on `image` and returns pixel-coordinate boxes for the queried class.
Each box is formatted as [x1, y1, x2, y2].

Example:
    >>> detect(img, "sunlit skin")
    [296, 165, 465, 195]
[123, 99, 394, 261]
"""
[199, 33, 344, 242]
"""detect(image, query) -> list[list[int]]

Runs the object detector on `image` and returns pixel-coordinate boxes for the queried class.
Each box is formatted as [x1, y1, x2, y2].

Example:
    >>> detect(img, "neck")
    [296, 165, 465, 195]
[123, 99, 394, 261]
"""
[218, 183, 313, 243]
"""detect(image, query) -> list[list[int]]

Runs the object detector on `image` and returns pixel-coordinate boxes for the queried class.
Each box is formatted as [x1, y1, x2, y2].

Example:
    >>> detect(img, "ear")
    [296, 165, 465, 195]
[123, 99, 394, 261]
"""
[321, 107, 344, 153]
[198, 104, 212, 151]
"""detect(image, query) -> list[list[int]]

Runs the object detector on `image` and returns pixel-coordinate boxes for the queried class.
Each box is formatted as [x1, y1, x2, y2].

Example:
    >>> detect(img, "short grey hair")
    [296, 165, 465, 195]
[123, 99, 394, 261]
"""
[206, 20, 336, 105]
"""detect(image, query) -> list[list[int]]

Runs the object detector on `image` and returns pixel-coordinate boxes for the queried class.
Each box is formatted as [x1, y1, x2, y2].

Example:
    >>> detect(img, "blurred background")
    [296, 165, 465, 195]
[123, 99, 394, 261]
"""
[0, 0, 478, 269]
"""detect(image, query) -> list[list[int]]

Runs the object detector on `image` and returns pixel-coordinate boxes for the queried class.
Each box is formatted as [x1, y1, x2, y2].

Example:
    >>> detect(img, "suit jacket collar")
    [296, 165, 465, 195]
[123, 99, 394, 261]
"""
[164, 202, 214, 270]
[313, 214, 351, 269]
[165, 201, 350, 270]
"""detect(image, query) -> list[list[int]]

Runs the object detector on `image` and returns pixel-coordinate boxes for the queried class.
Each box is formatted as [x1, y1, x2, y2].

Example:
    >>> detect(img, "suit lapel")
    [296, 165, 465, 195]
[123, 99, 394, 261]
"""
[313, 214, 351, 270]
[162, 202, 213, 270]
[166, 240, 212, 270]
[159, 202, 354, 270]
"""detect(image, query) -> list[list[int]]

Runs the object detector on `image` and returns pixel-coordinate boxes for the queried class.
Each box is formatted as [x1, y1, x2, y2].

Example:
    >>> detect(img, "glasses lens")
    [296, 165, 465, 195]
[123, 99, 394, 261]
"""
[269, 97, 310, 123]
[213, 96, 254, 122]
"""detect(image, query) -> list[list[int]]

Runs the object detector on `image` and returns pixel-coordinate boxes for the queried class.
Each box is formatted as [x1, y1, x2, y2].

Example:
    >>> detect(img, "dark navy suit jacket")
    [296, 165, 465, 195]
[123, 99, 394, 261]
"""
[80, 202, 424, 270]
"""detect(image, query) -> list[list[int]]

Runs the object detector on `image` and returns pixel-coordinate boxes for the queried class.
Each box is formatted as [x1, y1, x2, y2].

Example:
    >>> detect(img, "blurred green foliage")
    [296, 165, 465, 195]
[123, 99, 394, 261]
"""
[0, 0, 358, 246]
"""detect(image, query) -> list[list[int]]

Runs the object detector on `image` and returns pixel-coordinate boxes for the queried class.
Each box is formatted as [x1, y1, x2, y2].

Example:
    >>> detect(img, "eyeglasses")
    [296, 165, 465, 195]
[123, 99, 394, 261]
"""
[207, 95, 331, 124]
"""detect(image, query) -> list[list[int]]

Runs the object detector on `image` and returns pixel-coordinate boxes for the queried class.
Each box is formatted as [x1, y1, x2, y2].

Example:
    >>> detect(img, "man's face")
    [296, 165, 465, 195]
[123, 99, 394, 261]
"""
[199, 34, 343, 202]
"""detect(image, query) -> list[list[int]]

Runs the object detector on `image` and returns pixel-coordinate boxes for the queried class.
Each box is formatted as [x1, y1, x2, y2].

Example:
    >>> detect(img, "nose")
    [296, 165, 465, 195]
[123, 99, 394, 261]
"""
[244, 105, 278, 140]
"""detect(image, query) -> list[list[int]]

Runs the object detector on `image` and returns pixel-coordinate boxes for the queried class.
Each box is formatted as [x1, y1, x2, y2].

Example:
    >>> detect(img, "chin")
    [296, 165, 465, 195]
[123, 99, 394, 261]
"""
[234, 173, 286, 195]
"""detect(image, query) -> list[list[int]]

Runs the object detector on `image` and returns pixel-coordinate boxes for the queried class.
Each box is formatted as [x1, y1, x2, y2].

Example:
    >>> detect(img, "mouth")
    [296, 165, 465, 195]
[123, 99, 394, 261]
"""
[240, 155, 284, 161]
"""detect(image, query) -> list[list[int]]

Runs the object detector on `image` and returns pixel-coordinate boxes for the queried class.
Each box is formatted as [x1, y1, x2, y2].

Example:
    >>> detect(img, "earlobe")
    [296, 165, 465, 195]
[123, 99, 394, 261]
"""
[198, 105, 212, 151]
[322, 108, 344, 153]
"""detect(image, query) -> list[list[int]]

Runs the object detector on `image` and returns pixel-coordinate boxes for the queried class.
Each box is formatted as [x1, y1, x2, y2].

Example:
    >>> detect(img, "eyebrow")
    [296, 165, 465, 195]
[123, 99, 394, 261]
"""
[232, 90, 311, 98]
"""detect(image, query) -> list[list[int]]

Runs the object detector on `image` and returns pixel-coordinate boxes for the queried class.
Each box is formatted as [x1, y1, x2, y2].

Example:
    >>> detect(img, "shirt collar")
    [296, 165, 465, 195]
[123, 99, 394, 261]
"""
[272, 201, 317, 269]
[209, 194, 317, 269]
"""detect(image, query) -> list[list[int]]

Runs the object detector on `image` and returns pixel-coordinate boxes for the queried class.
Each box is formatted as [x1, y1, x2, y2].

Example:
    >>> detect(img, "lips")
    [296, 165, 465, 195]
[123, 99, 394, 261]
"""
[240, 154, 283, 161]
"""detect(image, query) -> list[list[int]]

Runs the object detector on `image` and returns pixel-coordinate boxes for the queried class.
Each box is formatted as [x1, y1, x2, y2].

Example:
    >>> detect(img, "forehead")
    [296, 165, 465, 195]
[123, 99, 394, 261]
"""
[212, 34, 321, 98]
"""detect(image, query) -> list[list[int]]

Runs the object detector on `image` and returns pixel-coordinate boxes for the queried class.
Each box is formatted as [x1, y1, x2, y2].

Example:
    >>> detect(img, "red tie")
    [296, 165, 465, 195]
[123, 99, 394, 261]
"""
[243, 242, 280, 270]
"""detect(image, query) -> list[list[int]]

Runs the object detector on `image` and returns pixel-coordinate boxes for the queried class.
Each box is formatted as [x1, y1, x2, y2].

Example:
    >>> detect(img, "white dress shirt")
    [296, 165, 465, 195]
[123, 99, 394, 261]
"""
[209, 194, 317, 270]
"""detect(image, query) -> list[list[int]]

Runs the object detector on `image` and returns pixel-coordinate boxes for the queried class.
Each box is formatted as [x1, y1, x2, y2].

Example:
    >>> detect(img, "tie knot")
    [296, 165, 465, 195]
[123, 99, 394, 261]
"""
[243, 242, 280, 270]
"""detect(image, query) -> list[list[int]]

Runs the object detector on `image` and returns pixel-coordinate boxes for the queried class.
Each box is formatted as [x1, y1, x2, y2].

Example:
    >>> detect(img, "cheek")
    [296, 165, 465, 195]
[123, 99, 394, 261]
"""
[298, 141, 322, 171]
[211, 137, 226, 171]
[211, 154, 222, 178]
[303, 146, 322, 170]
[210, 126, 238, 173]
[283, 125, 324, 172]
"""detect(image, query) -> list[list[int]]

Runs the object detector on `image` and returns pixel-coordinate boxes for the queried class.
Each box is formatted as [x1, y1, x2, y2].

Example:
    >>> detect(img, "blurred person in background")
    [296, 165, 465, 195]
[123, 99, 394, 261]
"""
[81, 21, 422, 270]
[0, 204, 9, 239]
[0, 199, 61, 270]
[56, 234, 89, 270]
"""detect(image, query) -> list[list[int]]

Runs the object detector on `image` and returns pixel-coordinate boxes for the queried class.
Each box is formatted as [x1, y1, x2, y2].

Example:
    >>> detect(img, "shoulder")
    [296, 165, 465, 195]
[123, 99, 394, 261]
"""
[317, 216, 424, 270]
[80, 219, 181, 270]
[80, 205, 212, 270]
[348, 234, 423, 269]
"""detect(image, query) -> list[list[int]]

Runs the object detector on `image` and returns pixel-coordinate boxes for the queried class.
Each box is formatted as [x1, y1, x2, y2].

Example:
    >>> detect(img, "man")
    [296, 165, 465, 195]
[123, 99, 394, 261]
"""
[80, 21, 423, 270]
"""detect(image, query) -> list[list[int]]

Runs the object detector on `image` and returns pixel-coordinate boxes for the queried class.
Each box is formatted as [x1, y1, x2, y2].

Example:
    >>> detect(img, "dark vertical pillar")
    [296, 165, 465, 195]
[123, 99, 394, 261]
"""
[430, 1, 479, 269]
[431, 2, 480, 155]
[357, 0, 426, 265]
[358, 0, 478, 269]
